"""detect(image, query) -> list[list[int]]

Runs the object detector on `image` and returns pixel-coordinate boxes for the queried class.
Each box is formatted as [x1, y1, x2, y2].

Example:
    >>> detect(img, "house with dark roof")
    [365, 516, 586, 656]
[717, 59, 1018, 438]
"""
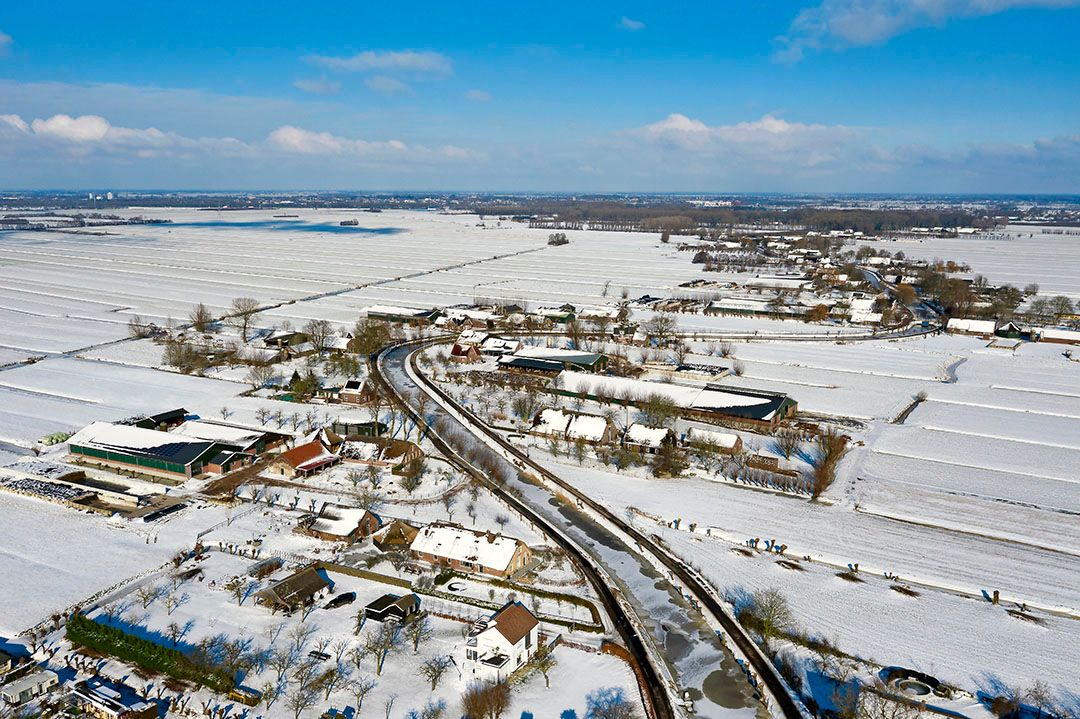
[255, 566, 332, 613]
[364, 593, 420, 623]
[118, 408, 189, 431]
[463, 601, 541, 683]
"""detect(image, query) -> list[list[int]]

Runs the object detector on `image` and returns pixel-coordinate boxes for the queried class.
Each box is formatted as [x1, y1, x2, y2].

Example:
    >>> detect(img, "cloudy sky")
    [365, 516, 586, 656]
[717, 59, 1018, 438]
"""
[1, 1, 1078, 193]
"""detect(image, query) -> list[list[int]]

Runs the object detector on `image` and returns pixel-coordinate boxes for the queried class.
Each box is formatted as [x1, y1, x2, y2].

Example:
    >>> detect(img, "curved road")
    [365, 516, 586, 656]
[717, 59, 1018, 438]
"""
[374, 341, 800, 719]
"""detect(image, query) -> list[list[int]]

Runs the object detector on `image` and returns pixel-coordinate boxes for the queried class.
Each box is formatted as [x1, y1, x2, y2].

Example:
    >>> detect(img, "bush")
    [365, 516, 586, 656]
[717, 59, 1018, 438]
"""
[547, 232, 569, 246]
[66, 614, 233, 692]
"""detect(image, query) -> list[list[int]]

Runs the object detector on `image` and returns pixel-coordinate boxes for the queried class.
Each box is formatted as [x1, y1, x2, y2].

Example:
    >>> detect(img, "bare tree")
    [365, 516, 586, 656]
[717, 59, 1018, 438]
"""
[364, 622, 401, 675]
[304, 319, 334, 354]
[461, 682, 511, 719]
[404, 613, 434, 653]
[419, 655, 452, 691]
[247, 364, 276, 390]
[534, 644, 556, 688]
[190, 303, 214, 333]
[230, 296, 261, 342]
[285, 686, 318, 719]
[585, 687, 640, 719]
[347, 677, 377, 713]
[776, 429, 802, 460]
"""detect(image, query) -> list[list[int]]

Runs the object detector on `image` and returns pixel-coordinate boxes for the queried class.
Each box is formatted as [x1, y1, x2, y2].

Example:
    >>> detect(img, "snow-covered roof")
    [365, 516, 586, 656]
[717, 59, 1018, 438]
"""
[556, 371, 786, 421]
[625, 423, 671, 447]
[947, 318, 997, 334]
[1040, 327, 1080, 343]
[566, 413, 611, 442]
[685, 427, 740, 450]
[172, 420, 265, 448]
[533, 408, 611, 441]
[516, 346, 603, 365]
[457, 329, 490, 345]
[481, 337, 522, 354]
[364, 304, 432, 317]
[533, 408, 571, 436]
[410, 523, 524, 572]
[309, 505, 371, 538]
[70, 422, 197, 451]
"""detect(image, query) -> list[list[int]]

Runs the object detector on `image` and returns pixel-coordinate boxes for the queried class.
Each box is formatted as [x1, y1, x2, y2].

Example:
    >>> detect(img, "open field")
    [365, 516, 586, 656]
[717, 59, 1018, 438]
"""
[867, 225, 1080, 300]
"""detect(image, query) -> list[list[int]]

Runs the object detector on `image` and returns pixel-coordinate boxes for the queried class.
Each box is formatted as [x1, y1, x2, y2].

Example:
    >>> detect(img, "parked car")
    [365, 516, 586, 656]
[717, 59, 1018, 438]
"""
[325, 592, 356, 609]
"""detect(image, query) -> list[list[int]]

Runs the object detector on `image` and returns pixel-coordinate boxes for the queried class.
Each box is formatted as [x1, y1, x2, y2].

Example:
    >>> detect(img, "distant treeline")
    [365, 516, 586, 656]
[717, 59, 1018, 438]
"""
[484, 200, 997, 233]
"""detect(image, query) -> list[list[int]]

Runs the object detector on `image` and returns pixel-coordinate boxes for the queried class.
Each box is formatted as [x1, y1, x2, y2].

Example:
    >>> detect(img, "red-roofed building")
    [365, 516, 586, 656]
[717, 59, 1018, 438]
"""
[267, 441, 340, 478]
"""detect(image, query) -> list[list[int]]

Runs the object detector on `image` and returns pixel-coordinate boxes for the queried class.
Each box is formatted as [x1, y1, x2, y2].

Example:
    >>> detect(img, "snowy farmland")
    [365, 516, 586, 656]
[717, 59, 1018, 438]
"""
[2, 209, 1080, 715]
[867, 225, 1080, 300]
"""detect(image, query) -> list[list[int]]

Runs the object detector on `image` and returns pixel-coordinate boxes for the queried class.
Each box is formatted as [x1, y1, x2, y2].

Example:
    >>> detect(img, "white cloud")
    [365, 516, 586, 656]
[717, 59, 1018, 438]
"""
[265, 124, 482, 164]
[776, 0, 1080, 62]
[466, 89, 492, 102]
[1, 112, 249, 159]
[293, 77, 341, 95]
[305, 49, 451, 75]
[631, 113, 860, 169]
[618, 16, 646, 31]
[0, 29, 11, 55]
[0, 114, 29, 133]
[364, 76, 410, 95]
[31, 114, 112, 142]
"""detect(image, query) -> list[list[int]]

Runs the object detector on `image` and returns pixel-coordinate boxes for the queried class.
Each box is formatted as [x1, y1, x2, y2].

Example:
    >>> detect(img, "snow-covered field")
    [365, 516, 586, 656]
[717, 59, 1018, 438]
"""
[867, 225, 1080, 300]
[2, 209, 1079, 711]
[0, 357, 247, 446]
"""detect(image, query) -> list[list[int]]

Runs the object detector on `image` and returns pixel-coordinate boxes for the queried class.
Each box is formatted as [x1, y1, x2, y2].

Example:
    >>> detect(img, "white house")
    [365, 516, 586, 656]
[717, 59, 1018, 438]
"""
[463, 601, 541, 683]
[1, 669, 58, 705]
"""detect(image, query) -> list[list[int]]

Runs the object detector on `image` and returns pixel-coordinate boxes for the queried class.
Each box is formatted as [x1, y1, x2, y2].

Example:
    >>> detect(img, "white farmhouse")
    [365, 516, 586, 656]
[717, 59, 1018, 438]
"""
[463, 601, 541, 683]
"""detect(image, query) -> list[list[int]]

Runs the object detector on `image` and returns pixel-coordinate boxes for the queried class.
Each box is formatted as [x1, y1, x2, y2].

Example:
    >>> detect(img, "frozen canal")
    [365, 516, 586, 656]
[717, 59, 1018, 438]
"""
[381, 344, 765, 719]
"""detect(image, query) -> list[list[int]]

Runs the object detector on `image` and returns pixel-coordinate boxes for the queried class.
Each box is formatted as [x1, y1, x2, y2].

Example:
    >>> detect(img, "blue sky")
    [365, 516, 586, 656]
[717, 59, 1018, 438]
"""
[1, 1, 1078, 192]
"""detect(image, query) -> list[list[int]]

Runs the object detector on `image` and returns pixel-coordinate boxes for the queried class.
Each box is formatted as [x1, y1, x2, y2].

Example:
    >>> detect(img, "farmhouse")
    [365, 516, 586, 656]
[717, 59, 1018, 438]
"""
[364, 593, 421, 623]
[339, 436, 423, 469]
[531, 408, 619, 445]
[684, 427, 743, 454]
[1, 669, 57, 705]
[303, 504, 380, 542]
[410, 522, 532, 578]
[463, 601, 541, 684]
[266, 441, 341, 478]
[554, 371, 797, 431]
[255, 566, 332, 613]
[66, 678, 156, 719]
[946, 318, 997, 336]
[338, 378, 378, 405]
[623, 424, 677, 454]
[480, 337, 523, 356]
[450, 343, 482, 363]
[455, 329, 490, 346]
[67, 422, 228, 481]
